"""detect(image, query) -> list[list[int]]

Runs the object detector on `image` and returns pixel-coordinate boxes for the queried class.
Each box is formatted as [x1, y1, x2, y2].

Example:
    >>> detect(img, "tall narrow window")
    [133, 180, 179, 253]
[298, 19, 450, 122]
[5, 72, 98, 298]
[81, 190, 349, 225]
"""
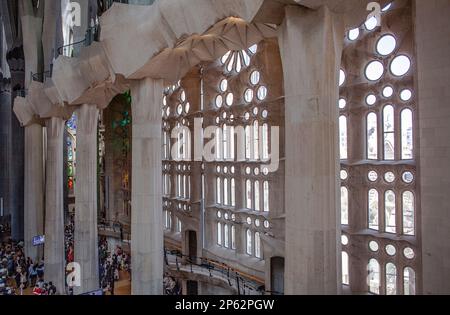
[253, 121, 259, 160]
[223, 178, 229, 206]
[402, 191, 415, 236]
[183, 175, 187, 198]
[263, 181, 269, 212]
[230, 126, 235, 160]
[368, 189, 379, 230]
[216, 177, 221, 204]
[254, 181, 260, 211]
[224, 224, 229, 248]
[245, 125, 251, 159]
[367, 113, 378, 160]
[404, 267, 416, 295]
[386, 263, 397, 295]
[339, 116, 348, 160]
[401, 109, 413, 160]
[385, 190, 396, 233]
[368, 259, 380, 294]
[223, 124, 228, 160]
[255, 232, 262, 259]
[383, 105, 395, 160]
[231, 225, 236, 250]
[341, 187, 349, 225]
[177, 174, 182, 198]
[342, 252, 349, 285]
[231, 178, 236, 207]
[262, 123, 269, 160]
[246, 179, 252, 209]
[217, 222, 223, 246]
[216, 127, 222, 160]
[246, 229, 252, 255]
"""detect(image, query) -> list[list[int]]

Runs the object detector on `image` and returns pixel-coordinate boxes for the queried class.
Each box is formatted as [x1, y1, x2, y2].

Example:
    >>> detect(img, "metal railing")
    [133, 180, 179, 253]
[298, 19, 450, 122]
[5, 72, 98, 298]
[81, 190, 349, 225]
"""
[57, 24, 100, 57]
[164, 249, 282, 296]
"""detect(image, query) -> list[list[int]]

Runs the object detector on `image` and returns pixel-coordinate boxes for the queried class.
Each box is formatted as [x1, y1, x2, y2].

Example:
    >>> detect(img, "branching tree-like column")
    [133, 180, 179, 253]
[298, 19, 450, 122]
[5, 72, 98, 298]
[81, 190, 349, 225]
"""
[130, 78, 164, 295]
[74, 104, 100, 294]
[278, 5, 345, 295]
[44, 117, 66, 294]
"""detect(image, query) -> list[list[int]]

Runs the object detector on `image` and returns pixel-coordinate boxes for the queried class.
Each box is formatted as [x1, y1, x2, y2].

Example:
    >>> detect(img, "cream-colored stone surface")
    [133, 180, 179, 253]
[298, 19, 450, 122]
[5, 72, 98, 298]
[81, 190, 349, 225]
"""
[278, 5, 344, 295]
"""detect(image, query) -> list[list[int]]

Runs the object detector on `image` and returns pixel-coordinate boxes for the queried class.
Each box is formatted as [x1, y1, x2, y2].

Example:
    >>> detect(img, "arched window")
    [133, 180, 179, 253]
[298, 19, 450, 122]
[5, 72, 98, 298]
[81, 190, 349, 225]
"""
[223, 124, 229, 160]
[401, 109, 413, 160]
[339, 116, 348, 160]
[368, 259, 380, 294]
[245, 125, 251, 159]
[231, 178, 236, 207]
[383, 105, 395, 160]
[255, 232, 262, 259]
[341, 187, 349, 225]
[231, 225, 236, 250]
[262, 123, 269, 160]
[342, 251, 349, 285]
[368, 189, 379, 230]
[217, 222, 223, 246]
[404, 267, 416, 295]
[385, 190, 396, 233]
[253, 121, 259, 160]
[367, 113, 378, 159]
[216, 127, 222, 160]
[224, 224, 229, 248]
[386, 263, 397, 295]
[246, 179, 252, 209]
[263, 181, 269, 212]
[254, 180, 260, 211]
[223, 178, 229, 206]
[216, 177, 222, 204]
[246, 229, 252, 255]
[402, 191, 415, 236]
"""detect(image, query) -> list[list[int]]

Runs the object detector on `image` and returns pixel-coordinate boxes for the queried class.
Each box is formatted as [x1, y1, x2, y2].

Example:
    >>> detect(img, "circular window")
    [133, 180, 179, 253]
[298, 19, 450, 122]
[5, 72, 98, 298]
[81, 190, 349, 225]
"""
[224, 212, 229, 220]
[244, 89, 254, 103]
[390, 55, 411, 77]
[264, 220, 270, 229]
[245, 167, 251, 175]
[222, 112, 227, 120]
[216, 166, 221, 173]
[262, 167, 269, 176]
[253, 107, 259, 116]
[339, 69, 346, 87]
[250, 71, 260, 85]
[257, 86, 268, 101]
[180, 90, 186, 102]
[400, 89, 412, 101]
[404, 247, 415, 259]
[255, 219, 260, 227]
[220, 79, 228, 92]
[166, 107, 170, 117]
[262, 110, 268, 119]
[386, 244, 396, 256]
[402, 171, 414, 184]
[177, 104, 183, 115]
[368, 171, 378, 182]
[383, 86, 394, 98]
[376, 34, 396, 56]
[365, 60, 384, 81]
[185, 102, 190, 114]
[254, 168, 260, 176]
[348, 28, 360, 41]
[340, 170, 348, 181]
[231, 214, 236, 221]
[226, 93, 234, 106]
[384, 172, 396, 183]
[217, 211, 222, 219]
[369, 241, 379, 252]
[366, 94, 377, 106]
[339, 98, 347, 109]
[246, 217, 252, 225]
[341, 235, 349, 246]
[223, 166, 228, 174]
[244, 112, 250, 121]
[215, 117, 220, 124]
[231, 166, 235, 174]
[365, 16, 378, 31]
[215, 95, 223, 108]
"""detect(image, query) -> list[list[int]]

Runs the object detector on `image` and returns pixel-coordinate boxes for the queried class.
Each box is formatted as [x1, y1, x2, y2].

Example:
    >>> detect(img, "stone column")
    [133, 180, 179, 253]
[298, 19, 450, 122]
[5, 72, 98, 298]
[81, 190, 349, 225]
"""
[278, 5, 344, 295]
[24, 123, 44, 262]
[74, 104, 100, 294]
[130, 78, 164, 295]
[416, 0, 450, 295]
[44, 117, 65, 294]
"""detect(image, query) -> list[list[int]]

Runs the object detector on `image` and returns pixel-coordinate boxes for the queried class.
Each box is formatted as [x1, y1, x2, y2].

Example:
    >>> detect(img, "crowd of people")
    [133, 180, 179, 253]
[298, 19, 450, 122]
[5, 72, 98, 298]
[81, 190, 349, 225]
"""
[0, 239, 56, 295]
[99, 237, 130, 295]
